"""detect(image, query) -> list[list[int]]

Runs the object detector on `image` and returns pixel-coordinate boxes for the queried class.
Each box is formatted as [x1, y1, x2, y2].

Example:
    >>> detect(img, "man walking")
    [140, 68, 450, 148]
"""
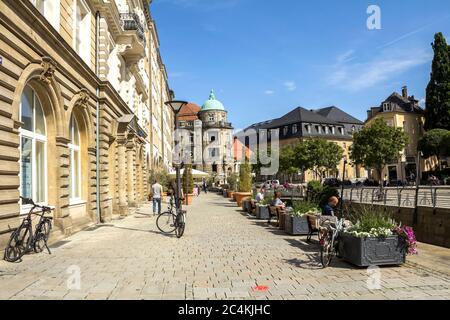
[152, 180, 163, 216]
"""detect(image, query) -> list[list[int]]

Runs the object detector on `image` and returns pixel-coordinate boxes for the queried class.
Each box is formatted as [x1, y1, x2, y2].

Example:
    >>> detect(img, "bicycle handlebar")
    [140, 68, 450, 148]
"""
[20, 196, 53, 212]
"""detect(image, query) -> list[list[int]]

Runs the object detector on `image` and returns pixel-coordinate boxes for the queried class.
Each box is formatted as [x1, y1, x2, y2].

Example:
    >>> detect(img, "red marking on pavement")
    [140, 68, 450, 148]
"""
[253, 286, 269, 292]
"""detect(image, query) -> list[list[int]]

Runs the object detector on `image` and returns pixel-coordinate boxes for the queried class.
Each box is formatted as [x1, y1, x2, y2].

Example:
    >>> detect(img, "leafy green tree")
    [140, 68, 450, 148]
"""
[418, 129, 450, 170]
[182, 164, 194, 194]
[350, 118, 409, 184]
[425, 32, 450, 130]
[279, 145, 300, 182]
[238, 160, 253, 192]
[294, 138, 344, 180]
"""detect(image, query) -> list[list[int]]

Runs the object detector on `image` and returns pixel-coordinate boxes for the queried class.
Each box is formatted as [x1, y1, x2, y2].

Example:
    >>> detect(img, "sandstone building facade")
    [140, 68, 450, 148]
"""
[245, 106, 367, 183]
[0, 0, 173, 247]
[178, 90, 235, 184]
[366, 86, 427, 182]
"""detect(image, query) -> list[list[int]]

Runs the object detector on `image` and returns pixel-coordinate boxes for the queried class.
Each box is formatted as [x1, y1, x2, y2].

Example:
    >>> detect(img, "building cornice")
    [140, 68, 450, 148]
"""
[3, 0, 134, 116]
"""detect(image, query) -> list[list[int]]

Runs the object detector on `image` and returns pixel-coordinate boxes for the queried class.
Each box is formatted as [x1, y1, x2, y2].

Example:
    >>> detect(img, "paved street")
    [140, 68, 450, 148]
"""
[0, 193, 449, 300]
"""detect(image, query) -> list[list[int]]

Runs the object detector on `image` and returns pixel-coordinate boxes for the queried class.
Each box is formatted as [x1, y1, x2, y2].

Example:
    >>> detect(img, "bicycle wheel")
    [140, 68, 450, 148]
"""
[156, 212, 177, 234]
[320, 233, 334, 268]
[175, 213, 185, 239]
[34, 219, 52, 253]
[4, 226, 30, 263]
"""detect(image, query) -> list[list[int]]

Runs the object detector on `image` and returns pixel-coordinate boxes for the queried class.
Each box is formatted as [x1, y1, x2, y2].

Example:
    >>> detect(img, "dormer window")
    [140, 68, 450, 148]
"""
[293, 124, 298, 134]
[304, 124, 311, 134]
[383, 103, 392, 112]
[315, 125, 321, 134]
[283, 126, 289, 136]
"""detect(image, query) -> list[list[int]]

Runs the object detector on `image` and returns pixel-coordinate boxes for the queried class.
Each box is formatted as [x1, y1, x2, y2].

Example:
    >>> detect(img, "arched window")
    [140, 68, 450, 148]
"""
[69, 116, 81, 201]
[20, 85, 47, 204]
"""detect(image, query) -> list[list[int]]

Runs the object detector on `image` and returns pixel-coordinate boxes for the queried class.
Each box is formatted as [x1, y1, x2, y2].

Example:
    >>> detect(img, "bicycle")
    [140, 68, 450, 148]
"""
[156, 195, 186, 238]
[4, 197, 53, 263]
[319, 217, 345, 268]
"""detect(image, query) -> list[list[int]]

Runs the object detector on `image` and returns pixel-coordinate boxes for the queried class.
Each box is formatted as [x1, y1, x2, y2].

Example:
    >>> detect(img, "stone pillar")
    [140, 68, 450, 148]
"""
[88, 147, 97, 222]
[126, 141, 136, 207]
[54, 137, 73, 235]
[117, 138, 128, 216]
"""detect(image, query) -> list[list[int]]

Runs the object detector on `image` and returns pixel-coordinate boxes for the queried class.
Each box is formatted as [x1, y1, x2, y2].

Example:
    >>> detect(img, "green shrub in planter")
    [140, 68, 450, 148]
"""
[284, 201, 321, 235]
[339, 206, 411, 267]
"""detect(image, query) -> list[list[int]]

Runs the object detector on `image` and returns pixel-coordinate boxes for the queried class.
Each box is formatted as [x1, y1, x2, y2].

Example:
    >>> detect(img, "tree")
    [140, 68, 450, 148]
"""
[350, 118, 409, 184]
[238, 160, 253, 192]
[294, 138, 344, 180]
[425, 32, 450, 130]
[418, 129, 450, 170]
[279, 145, 299, 182]
[182, 164, 194, 194]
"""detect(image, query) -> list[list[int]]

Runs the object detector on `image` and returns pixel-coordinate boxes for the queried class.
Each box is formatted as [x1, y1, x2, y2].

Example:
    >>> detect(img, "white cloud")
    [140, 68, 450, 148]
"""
[419, 98, 426, 108]
[264, 90, 275, 95]
[336, 50, 356, 63]
[327, 49, 431, 92]
[284, 81, 297, 92]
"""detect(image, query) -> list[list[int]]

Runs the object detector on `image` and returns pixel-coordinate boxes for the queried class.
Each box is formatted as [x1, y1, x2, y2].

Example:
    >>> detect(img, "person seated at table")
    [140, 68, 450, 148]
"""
[255, 187, 265, 203]
[322, 196, 339, 216]
[271, 192, 286, 210]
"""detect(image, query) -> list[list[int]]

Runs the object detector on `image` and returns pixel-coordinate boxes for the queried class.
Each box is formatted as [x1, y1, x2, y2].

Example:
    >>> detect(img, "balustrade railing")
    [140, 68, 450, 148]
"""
[119, 12, 146, 46]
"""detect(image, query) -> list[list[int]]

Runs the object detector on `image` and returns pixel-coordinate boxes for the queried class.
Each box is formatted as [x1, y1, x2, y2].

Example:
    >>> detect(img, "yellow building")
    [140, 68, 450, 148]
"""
[0, 0, 172, 247]
[366, 86, 426, 182]
[245, 106, 367, 183]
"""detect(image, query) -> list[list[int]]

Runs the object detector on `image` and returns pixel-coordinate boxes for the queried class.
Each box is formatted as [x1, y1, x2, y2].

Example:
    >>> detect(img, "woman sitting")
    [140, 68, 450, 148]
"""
[268, 192, 285, 226]
[271, 191, 286, 209]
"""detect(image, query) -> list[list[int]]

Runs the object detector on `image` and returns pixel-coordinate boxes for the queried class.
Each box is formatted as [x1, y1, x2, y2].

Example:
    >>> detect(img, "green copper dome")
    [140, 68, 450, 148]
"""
[201, 90, 225, 111]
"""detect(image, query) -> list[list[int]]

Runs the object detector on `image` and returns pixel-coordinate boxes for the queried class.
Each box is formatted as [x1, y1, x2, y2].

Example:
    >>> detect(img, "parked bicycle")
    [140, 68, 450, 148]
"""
[4, 197, 53, 263]
[319, 218, 346, 268]
[156, 195, 186, 238]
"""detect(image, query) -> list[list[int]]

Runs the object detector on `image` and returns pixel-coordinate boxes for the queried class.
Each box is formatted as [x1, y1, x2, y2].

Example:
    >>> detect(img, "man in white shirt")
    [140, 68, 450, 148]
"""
[152, 180, 163, 216]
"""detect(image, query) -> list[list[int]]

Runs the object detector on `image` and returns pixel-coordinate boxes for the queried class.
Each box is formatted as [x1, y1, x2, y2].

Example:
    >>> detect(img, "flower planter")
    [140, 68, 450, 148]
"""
[338, 233, 406, 267]
[227, 191, 235, 199]
[235, 192, 252, 207]
[184, 194, 195, 206]
[284, 215, 310, 235]
[246, 200, 254, 214]
[256, 205, 270, 220]
[222, 189, 228, 197]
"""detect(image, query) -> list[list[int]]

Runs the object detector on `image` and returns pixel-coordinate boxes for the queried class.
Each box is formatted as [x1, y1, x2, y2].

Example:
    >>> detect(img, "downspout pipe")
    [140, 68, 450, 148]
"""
[95, 11, 102, 224]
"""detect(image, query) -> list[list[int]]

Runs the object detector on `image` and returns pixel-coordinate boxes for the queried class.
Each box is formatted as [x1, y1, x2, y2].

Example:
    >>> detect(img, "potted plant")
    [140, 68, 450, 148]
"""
[227, 174, 238, 200]
[182, 164, 195, 205]
[285, 201, 321, 235]
[338, 206, 416, 267]
[256, 197, 271, 220]
[221, 184, 229, 197]
[234, 161, 253, 207]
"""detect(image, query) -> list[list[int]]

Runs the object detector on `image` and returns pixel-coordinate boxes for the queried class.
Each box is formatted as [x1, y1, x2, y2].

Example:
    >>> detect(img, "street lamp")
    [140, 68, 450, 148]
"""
[340, 155, 348, 214]
[165, 100, 188, 209]
[413, 151, 423, 225]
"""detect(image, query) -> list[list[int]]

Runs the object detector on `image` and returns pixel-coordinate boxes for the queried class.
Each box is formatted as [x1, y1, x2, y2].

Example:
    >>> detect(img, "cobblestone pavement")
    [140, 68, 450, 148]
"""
[0, 193, 449, 300]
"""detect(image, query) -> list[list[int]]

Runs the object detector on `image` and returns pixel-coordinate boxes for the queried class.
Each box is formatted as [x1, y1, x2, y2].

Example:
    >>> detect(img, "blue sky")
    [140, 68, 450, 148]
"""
[152, 0, 450, 130]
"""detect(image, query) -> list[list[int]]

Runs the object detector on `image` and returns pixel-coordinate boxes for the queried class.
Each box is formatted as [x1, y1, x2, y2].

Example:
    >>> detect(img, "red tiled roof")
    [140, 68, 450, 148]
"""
[178, 103, 201, 121]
